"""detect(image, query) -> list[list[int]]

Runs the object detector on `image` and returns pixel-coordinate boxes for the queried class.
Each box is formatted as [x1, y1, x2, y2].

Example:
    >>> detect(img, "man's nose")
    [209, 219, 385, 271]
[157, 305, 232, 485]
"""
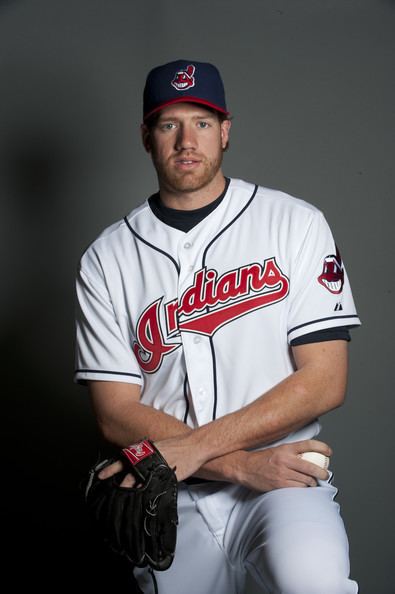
[175, 124, 197, 151]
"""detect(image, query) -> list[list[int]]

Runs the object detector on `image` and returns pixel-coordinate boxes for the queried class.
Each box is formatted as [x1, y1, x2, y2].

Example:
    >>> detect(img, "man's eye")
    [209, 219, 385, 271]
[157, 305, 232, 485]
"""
[197, 121, 209, 128]
[161, 123, 176, 130]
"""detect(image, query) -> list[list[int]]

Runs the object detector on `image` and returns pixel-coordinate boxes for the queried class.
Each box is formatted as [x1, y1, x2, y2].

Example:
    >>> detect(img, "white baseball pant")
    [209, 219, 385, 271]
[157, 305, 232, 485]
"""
[134, 475, 359, 594]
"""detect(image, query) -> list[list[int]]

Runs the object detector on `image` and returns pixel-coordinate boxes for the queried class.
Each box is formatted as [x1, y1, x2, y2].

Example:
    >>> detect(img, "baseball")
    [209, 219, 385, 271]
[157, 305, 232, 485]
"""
[300, 451, 330, 470]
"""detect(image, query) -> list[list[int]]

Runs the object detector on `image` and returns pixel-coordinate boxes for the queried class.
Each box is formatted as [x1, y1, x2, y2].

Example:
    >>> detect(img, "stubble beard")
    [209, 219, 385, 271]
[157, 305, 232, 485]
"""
[153, 149, 224, 195]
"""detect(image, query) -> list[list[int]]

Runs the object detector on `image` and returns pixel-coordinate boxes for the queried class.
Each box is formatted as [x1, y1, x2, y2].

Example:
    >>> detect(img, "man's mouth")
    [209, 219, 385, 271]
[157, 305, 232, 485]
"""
[174, 158, 201, 169]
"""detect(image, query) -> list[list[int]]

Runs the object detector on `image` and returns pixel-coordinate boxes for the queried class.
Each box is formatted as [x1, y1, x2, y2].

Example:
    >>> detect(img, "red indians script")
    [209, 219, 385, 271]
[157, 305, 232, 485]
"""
[133, 258, 289, 373]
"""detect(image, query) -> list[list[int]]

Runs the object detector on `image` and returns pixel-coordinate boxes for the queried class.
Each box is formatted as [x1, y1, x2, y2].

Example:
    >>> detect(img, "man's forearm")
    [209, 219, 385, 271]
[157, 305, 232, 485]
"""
[93, 342, 346, 482]
[94, 374, 302, 457]
[93, 374, 326, 485]
[96, 396, 242, 482]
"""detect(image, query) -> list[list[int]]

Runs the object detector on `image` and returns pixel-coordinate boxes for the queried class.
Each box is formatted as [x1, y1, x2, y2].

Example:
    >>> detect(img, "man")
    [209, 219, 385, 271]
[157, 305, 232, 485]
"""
[75, 59, 360, 593]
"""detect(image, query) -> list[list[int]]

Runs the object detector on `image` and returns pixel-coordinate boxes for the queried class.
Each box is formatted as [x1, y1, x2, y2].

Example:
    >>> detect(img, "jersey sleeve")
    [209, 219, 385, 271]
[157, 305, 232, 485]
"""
[287, 210, 361, 344]
[74, 265, 143, 386]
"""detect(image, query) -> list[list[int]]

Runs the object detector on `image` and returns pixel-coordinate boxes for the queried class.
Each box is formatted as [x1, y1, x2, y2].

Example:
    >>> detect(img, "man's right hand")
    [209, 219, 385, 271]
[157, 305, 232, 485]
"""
[234, 440, 332, 492]
[97, 433, 206, 487]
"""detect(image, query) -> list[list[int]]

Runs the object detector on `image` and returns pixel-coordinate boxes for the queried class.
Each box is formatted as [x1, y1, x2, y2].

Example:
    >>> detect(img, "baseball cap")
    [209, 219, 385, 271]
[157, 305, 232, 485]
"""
[143, 59, 229, 121]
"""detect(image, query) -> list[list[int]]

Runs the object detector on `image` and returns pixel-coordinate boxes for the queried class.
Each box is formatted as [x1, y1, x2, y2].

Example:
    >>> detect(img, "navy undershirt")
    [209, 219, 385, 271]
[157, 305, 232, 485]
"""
[148, 180, 350, 345]
[148, 177, 230, 232]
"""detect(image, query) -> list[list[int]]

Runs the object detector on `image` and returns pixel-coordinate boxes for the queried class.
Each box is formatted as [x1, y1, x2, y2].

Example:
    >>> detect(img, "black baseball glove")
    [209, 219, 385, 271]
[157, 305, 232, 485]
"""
[85, 439, 178, 571]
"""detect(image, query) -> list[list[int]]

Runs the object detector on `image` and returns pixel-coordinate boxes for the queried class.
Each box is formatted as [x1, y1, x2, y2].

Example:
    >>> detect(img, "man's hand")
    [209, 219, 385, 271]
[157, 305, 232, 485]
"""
[234, 439, 332, 492]
[98, 433, 207, 486]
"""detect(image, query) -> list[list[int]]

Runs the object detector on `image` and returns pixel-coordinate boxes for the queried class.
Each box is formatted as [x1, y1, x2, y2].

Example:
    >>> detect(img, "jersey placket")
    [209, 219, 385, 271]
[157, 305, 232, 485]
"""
[177, 236, 214, 426]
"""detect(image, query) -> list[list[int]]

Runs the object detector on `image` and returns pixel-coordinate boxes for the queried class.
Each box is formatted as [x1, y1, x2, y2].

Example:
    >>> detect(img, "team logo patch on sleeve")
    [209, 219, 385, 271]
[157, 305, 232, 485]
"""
[318, 247, 344, 294]
[171, 65, 196, 91]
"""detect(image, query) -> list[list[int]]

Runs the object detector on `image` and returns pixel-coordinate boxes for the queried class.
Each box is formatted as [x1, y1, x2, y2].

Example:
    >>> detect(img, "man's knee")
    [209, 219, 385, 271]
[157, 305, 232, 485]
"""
[274, 570, 358, 594]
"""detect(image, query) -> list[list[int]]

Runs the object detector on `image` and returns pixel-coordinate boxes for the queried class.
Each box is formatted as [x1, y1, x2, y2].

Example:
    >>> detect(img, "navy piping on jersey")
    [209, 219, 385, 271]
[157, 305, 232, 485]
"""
[75, 368, 142, 379]
[123, 216, 181, 275]
[202, 184, 259, 268]
[183, 374, 190, 424]
[209, 338, 219, 420]
[202, 184, 259, 421]
[288, 314, 360, 336]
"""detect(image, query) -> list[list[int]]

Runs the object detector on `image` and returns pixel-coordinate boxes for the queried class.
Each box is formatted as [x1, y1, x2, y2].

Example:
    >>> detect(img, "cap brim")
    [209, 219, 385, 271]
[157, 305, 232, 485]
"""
[144, 97, 229, 121]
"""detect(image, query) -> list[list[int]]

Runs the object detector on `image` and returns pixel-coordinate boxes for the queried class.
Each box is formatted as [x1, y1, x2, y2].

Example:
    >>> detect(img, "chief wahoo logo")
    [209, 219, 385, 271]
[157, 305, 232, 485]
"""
[171, 64, 196, 91]
[318, 246, 344, 294]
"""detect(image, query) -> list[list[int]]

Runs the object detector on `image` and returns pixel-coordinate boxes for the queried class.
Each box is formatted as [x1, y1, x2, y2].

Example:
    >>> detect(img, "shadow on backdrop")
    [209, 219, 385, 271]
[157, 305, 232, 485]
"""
[0, 81, 142, 592]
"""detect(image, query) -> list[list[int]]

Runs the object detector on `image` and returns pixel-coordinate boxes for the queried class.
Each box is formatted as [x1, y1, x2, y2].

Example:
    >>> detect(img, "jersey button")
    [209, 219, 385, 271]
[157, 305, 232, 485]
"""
[184, 242, 192, 249]
[193, 336, 201, 344]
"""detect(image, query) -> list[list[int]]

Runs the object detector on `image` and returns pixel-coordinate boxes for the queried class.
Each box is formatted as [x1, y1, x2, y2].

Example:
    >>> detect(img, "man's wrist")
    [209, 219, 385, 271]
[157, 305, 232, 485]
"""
[186, 424, 220, 466]
[224, 449, 248, 484]
[194, 449, 248, 484]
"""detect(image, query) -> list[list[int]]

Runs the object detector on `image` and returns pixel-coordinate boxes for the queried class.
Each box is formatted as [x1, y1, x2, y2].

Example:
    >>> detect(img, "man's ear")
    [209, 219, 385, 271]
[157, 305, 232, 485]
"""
[220, 119, 231, 150]
[141, 124, 151, 153]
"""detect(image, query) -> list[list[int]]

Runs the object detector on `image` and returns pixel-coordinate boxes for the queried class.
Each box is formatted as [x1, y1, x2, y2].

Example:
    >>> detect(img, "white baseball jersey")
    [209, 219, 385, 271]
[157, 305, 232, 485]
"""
[75, 178, 360, 445]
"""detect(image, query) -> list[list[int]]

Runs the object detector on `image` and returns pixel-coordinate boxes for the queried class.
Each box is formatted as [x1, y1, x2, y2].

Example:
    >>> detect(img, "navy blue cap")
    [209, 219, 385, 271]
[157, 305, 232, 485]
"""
[143, 59, 229, 121]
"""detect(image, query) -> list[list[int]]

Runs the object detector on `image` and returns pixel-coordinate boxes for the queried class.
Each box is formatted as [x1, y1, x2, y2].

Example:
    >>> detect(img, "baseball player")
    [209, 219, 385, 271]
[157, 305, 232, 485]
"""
[75, 59, 360, 593]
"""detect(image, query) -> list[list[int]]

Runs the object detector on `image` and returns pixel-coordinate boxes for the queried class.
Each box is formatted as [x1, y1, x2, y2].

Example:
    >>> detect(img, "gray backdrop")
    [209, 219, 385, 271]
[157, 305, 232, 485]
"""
[1, 1, 393, 592]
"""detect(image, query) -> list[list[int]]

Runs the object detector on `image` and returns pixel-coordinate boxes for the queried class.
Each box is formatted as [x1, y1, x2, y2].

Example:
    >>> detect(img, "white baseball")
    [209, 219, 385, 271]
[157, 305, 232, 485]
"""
[300, 451, 330, 470]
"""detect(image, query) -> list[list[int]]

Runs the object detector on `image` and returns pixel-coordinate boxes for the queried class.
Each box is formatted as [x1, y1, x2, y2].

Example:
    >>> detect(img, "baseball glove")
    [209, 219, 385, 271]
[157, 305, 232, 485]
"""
[85, 439, 178, 571]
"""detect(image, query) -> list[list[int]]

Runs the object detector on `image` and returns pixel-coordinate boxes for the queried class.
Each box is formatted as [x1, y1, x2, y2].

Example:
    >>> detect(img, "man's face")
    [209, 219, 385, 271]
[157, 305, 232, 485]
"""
[142, 103, 231, 194]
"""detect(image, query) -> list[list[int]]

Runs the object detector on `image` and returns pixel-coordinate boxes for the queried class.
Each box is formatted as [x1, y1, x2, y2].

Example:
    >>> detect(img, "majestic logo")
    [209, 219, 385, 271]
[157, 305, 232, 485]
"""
[318, 247, 344, 294]
[171, 64, 196, 91]
[133, 258, 289, 373]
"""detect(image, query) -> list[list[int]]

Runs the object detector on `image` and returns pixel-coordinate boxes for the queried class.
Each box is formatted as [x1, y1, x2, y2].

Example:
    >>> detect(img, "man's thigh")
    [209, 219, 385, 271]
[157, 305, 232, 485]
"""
[224, 479, 358, 594]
